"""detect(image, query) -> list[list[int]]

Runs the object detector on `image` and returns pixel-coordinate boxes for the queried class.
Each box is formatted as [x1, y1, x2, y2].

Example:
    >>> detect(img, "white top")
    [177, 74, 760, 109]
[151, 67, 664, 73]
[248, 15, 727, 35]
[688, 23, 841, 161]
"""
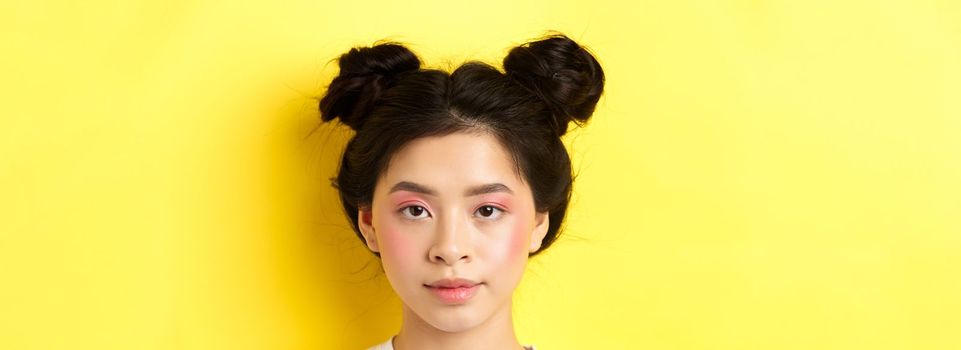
[367, 336, 535, 350]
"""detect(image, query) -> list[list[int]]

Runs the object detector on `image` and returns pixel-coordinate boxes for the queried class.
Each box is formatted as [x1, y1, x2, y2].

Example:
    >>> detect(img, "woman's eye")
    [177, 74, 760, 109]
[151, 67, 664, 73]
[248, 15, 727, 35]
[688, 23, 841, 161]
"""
[475, 205, 503, 220]
[400, 205, 430, 220]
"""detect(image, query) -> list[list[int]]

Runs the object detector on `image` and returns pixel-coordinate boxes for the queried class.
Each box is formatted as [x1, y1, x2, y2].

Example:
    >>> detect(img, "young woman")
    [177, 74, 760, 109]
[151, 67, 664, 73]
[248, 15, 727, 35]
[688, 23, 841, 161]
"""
[318, 32, 605, 350]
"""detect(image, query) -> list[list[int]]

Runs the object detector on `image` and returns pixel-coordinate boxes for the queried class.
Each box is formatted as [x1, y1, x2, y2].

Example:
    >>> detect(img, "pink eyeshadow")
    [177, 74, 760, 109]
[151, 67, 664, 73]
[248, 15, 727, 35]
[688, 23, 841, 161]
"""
[477, 194, 514, 210]
[389, 194, 427, 206]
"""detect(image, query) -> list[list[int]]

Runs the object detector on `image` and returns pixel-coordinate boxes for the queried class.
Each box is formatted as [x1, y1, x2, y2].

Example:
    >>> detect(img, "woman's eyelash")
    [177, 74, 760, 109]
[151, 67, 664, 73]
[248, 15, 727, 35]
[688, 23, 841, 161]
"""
[399, 205, 431, 219]
[475, 205, 505, 219]
[398, 205, 506, 220]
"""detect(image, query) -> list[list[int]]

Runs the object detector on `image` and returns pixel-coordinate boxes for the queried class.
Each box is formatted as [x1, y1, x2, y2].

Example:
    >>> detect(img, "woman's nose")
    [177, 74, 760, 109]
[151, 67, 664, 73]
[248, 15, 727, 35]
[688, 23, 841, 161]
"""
[428, 213, 472, 265]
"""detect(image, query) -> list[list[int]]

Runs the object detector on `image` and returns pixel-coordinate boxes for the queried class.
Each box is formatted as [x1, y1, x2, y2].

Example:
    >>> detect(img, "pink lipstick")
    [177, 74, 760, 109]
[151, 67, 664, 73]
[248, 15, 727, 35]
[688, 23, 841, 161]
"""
[425, 278, 481, 304]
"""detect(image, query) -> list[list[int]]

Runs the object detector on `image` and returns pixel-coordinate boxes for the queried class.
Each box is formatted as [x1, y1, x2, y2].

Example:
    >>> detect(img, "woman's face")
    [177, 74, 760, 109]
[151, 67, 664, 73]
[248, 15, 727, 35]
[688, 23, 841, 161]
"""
[357, 131, 549, 332]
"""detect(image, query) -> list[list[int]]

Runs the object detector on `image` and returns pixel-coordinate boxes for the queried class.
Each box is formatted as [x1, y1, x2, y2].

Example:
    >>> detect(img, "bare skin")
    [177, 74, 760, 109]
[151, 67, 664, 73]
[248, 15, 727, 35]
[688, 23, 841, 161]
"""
[358, 131, 546, 350]
[393, 300, 526, 350]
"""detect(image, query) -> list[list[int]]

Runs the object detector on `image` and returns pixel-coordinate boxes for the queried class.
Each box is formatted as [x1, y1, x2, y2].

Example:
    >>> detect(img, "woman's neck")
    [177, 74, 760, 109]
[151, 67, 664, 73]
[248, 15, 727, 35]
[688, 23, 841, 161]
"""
[392, 301, 525, 350]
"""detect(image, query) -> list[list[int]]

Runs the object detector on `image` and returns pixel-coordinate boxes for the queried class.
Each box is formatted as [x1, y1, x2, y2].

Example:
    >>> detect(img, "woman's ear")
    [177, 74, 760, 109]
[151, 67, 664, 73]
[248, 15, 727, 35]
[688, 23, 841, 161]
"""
[358, 207, 380, 252]
[529, 212, 550, 254]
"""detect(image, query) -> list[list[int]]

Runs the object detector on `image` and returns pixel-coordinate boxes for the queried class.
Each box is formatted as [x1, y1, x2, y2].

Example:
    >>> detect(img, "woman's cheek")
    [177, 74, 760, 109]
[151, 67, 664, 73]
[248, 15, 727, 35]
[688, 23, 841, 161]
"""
[483, 216, 530, 265]
[510, 216, 532, 258]
[375, 209, 422, 265]
[378, 218, 412, 254]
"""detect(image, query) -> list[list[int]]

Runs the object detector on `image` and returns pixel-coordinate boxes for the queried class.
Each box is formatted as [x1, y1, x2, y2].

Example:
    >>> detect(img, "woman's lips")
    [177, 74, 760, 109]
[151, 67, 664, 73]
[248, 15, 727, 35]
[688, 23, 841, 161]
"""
[425, 284, 481, 304]
[424, 278, 481, 304]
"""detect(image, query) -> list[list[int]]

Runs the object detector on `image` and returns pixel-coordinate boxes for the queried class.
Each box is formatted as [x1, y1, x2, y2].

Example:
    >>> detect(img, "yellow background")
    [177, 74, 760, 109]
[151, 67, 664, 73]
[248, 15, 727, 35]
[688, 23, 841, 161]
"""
[2, 0, 960, 349]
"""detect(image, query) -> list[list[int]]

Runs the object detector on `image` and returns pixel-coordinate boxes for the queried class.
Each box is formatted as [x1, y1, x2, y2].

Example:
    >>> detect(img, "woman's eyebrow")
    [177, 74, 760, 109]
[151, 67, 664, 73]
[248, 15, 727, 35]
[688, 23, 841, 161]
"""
[464, 183, 513, 196]
[389, 181, 437, 196]
[387, 181, 513, 197]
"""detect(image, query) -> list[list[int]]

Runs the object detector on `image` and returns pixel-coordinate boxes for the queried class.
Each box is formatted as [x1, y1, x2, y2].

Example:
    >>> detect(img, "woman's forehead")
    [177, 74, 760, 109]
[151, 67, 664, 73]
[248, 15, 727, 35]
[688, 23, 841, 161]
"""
[378, 132, 527, 195]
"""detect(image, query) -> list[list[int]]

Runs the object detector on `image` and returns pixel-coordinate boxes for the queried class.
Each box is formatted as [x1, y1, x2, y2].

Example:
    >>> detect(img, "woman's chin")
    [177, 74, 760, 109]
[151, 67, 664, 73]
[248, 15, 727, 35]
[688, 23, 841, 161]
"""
[416, 307, 485, 333]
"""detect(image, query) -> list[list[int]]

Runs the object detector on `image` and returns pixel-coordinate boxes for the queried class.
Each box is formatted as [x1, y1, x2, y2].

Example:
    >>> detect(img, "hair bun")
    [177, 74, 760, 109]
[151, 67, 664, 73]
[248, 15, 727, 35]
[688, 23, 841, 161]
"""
[503, 34, 605, 136]
[319, 43, 421, 130]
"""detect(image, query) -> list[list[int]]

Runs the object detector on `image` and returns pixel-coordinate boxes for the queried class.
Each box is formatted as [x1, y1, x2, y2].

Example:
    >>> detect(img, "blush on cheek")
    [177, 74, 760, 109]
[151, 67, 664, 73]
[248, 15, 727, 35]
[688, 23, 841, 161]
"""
[378, 226, 421, 290]
[510, 218, 531, 259]
[379, 224, 413, 259]
[373, 205, 414, 258]
[482, 218, 528, 265]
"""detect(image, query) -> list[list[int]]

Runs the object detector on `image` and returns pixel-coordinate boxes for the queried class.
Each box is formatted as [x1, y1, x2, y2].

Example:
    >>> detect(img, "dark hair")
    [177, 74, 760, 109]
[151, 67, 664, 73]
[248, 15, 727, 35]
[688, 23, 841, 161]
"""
[319, 33, 604, 257]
